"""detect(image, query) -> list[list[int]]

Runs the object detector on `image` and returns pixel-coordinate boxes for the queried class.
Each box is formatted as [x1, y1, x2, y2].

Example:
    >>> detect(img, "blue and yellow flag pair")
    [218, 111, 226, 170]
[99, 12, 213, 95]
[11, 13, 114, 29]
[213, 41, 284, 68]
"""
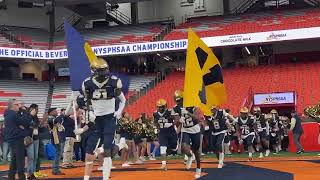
[183, 29, 227, 116]
[64, 21, 129, 94]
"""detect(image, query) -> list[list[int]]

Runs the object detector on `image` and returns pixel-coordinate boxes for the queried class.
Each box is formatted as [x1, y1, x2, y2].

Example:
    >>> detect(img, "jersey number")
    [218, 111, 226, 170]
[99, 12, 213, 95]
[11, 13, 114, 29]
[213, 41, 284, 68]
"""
[256, 122, 262, 129]
[184, 116, 194, 127]
[92, 89, 107, 99]
[241, 126, 250, 135]
[158, 118, 168, 128]
[213, 120, 220, 129]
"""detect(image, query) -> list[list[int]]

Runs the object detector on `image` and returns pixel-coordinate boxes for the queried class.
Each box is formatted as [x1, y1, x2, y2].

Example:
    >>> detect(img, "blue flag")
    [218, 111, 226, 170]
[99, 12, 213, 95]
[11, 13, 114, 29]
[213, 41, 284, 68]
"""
[64, 21, 129, 95]
[64, 21, 91, 91]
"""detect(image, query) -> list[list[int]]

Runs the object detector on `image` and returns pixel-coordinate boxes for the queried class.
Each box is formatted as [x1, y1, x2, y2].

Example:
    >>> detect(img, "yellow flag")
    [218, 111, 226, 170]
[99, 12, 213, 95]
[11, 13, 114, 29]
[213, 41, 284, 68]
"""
[183, 29, 227, 115]
[84, 42, 97, 65]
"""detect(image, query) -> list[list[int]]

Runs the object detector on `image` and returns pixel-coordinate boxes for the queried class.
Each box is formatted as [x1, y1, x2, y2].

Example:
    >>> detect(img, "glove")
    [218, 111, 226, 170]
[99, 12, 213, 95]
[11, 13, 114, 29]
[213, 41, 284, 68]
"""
[114, 111, 122, 119]
[239, 139, 243, 144]
[164, 123, 173, 128]
[179, 117, 185, 123]
[74, 128, 84, 135]
[181, 108, 188, 115]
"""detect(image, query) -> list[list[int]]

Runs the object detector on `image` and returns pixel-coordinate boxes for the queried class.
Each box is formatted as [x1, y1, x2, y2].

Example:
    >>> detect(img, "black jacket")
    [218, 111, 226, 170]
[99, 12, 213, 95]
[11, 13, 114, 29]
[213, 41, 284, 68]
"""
[4, 109, 32, 143]
[62, 116, 76, 138]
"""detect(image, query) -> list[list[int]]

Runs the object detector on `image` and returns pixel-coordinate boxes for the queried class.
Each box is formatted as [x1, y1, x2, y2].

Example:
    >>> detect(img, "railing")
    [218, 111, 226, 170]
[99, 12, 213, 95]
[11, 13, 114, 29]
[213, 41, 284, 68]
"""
[56, 12, 81, 32]
[106, 2, 131, 24]
[232, 0, 259, 14]
[107, 9, 132, 24]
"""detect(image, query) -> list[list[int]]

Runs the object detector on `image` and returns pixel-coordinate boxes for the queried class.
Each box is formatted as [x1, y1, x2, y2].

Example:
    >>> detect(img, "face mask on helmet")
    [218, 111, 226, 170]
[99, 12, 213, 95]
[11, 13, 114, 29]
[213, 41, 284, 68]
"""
[93, 67, 109, 77]
[240, 112, 248, 119]
[254, 111, 261, 117]
[157, 105, 166, 113]
[175, 98, 183, 107]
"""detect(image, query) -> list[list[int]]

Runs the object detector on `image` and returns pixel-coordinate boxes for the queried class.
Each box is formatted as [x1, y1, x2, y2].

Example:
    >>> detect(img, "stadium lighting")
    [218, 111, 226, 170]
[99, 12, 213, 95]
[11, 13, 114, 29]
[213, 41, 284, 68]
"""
[164, 56, 172, 61]
[260, 46, 265, 56]
[245, 47, 251, 55]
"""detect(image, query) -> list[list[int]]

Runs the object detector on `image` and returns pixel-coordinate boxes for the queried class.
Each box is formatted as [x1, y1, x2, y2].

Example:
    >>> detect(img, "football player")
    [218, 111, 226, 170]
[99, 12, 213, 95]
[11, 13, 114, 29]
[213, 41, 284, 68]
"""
[153, 99, 177, 170]
[172, 90, 202, 179]
[269, 109, 280, 154]
[229, 107, 256, 161]
[206, 106, 230, 168]
[67, 95, 100, 180]
[82, 58, 126, 180]
[253, 106, 270, 158]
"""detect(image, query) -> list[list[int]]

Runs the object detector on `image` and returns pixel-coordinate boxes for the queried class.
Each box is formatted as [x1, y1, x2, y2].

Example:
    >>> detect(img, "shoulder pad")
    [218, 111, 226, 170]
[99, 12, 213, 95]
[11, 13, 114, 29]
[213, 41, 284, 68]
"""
[83, 77, 91, 82]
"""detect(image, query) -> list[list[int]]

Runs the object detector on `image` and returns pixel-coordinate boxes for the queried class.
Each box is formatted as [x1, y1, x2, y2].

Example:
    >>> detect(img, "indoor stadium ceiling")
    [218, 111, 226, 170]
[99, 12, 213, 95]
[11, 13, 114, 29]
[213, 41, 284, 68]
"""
[20, 0, 151, 6]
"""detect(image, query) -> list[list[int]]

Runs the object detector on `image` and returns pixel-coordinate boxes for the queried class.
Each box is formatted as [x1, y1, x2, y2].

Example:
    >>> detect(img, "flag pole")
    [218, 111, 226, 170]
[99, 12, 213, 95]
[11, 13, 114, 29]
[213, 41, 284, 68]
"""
[72, 91, 80, 141]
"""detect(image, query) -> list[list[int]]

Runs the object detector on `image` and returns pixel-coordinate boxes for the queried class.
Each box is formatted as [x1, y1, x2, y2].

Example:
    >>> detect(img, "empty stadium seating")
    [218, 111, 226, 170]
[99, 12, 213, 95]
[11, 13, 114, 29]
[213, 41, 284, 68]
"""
[125, 61, 320, 119]
[164, 8, 320, 40]
[0, 80, 49, 118]
[0, 34, 22, 48]
[5, 23, 167, 50]
[50, 75, 156, 109]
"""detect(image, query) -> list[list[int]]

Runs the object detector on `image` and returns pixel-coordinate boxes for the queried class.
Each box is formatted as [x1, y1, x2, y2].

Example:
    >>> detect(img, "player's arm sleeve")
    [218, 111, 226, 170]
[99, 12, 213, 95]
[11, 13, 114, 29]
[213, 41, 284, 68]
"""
[289, 118, 296, 131]
[116, 92, 126, 114]
[81, 81, 90, 102]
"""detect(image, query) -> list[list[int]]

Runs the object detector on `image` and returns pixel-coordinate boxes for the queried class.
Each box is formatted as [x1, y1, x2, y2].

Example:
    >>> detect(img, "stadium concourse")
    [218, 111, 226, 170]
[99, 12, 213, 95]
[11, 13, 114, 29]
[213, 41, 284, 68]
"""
[2, 0, 320, 180]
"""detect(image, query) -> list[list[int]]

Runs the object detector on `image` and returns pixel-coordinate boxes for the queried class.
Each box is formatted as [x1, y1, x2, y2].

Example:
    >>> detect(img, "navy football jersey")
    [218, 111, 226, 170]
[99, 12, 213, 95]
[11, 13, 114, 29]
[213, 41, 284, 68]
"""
[153, 109, 175, 132]
[181, 107, 198, 128]
[82, 76, 122, 116]
[206, 110, 228, 133]
[237, 117, 255, 136]
[269, 117, 279, 133]
[255, 114, 267, 132]
[172, 105, 182, 116]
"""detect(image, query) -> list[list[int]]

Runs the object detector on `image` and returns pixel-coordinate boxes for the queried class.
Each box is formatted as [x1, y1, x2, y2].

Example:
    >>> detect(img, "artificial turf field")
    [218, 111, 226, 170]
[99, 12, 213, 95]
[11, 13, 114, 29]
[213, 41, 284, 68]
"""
[1, 152, 320, 180]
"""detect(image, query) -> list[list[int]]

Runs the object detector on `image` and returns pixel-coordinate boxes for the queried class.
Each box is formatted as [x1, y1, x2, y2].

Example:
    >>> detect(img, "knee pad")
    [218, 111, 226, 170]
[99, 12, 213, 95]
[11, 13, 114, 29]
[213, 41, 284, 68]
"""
[160, 146, 167, 155]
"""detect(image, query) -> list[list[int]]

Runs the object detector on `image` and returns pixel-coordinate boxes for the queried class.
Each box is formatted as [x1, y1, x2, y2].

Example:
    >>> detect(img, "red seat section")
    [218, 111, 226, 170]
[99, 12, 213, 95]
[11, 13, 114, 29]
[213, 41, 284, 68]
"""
[2, 23, 169, 49]
[164, 8, 320, 40]
[0, 91, 23, 97]
[52, 94, 67, 99]
[125, 61, 320, 119]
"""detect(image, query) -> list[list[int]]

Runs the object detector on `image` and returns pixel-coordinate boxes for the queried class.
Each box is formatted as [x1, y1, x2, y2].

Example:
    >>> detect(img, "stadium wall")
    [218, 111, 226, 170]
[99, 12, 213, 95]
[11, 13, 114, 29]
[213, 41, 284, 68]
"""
[19, 61, 48, 80]
[0, 0, 48, 29]
[137, 0, 224, 24]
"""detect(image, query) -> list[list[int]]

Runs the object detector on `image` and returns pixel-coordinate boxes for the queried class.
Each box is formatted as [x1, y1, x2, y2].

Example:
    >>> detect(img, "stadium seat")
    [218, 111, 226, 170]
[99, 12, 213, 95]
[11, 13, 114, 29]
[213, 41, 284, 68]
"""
[125, 61, 320, 119]
[0, 80, 49, 118]
[164, 8, 320, 40]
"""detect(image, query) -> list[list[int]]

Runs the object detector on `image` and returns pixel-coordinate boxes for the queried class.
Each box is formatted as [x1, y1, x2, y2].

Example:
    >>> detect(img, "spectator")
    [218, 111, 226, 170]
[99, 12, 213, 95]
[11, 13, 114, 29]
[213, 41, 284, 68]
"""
[2, 122, 11, 163]
[34, 112, 51, 179]
[25, 104, 40, 180]
[61, 110, 76, 169]
[290, 110, 304, 154]
[4, 99, 34, 180]
[0, 119, 3, 161]
[47, 108, 65, 175]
